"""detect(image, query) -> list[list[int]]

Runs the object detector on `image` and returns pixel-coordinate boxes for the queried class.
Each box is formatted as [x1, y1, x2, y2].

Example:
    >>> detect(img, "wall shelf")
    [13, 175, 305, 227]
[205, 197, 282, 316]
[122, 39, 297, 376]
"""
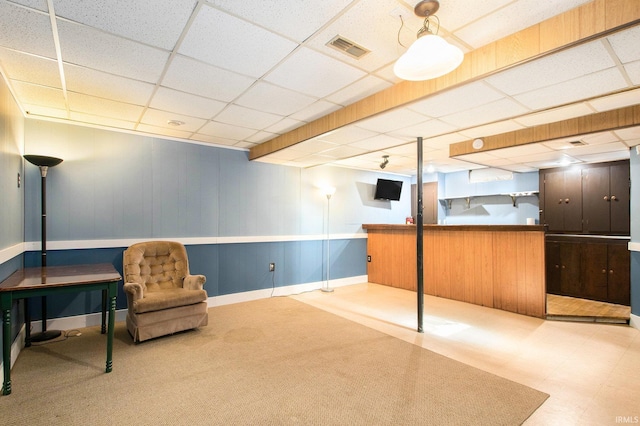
[440, 191, 538, 210]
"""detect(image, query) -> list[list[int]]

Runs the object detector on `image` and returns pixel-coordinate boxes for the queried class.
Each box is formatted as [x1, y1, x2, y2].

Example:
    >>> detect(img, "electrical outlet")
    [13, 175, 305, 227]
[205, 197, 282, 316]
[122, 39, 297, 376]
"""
[367, 255, 371, 262]
[269, 262, 275, 272]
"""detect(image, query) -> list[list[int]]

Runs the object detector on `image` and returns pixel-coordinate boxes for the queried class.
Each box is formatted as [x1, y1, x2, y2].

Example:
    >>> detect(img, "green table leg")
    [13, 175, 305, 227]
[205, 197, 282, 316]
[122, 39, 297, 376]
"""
[2, 295, 12, 395]
[105, 282, 116, 373]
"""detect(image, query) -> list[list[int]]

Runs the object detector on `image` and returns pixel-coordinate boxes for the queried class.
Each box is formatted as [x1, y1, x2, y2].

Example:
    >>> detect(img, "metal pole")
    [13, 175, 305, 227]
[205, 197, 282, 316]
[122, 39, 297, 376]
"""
[416, 137, 424, 333]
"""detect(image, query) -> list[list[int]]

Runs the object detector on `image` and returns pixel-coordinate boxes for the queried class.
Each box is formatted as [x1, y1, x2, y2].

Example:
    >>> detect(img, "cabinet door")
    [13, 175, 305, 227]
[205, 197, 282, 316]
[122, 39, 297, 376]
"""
[609, 164, 630, 235]
[411, 182, 438, 224]
[580, 242, 608, 302]
[559, 242, 581, 297]
[544, 169, 582, 232]
[607, 243, 630, 305]
[582, 167, 610, 234]
[545, 242, 561, 295]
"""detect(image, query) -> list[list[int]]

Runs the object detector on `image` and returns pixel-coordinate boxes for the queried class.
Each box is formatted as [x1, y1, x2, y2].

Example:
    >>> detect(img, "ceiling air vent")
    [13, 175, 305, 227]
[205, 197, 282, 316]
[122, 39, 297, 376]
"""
[569, 140, 586, 146]
[326, 35, 370, 59]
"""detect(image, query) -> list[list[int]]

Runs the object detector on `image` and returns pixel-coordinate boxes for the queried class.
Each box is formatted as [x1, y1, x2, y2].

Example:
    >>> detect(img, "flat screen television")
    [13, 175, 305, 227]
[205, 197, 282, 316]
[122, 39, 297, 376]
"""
[374, 178, 403, 201]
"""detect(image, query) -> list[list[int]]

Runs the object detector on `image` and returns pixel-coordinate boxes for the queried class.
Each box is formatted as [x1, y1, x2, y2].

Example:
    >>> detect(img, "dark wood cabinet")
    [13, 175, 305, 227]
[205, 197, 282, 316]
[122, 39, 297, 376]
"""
[540, 160, 629, 235]
[582, 163, 630, 235]
[411, 182, 437, 224]
[545, 237, 630, 305]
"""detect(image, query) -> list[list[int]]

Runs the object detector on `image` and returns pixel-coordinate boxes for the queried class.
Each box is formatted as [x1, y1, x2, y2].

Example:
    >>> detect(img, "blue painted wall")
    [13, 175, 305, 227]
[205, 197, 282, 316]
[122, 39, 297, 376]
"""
[20, 119, 410, 319]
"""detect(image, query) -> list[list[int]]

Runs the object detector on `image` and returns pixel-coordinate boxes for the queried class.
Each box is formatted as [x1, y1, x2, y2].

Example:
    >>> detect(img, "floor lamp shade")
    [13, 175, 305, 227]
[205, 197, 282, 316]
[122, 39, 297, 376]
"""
[24, 154, 63, 343]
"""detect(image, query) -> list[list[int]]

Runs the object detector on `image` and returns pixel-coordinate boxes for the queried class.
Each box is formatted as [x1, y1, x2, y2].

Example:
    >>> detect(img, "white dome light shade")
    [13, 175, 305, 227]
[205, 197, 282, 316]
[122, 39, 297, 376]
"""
[394, 34, 464, 81]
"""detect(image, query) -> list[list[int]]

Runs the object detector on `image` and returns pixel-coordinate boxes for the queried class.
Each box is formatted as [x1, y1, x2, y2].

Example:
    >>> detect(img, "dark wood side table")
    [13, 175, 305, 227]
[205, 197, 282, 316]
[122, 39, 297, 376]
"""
[0, 263, 121, 395]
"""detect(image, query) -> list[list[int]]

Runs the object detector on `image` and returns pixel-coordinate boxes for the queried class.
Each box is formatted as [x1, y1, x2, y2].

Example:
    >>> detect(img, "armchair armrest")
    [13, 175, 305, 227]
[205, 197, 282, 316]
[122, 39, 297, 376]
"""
[123, 282, 144, 301]
[183, 274, 206, 291]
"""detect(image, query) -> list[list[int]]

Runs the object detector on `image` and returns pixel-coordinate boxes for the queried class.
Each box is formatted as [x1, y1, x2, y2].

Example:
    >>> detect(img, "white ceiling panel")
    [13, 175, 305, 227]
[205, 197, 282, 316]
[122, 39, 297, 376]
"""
[581, 131, 620, 146]
[52, 0, 197, 50]
[434, 0, 512, 32]
[11, 80, 66, 110]
[514, 103, 594, 127]
[214, 104, 283, 130]
[289, 100, 342, 123]
[0, 2, 56, 58]
[264, 47, 366, 98]
[564, 141, 629, 156]
[588, 88, 640, 112]
[349, 133, 406, 150]
[614, 126, 640, 141]
[191, 133, 238, 147]
[208, 0, 353, 43]
[8, 0, 47, 12]
[408, 81, 506, 118]
[514, 68, 628, 110]
[136, 123, 193, 140]
[624, 60, 640, 85]
[607, 26, 640, 64]
[454, 0, 592, 49]
[245, 130, 278, 144]
[355, 107, 428, 133]
[149, 87, 227, 119]
[485, 40, 617, 96]
[388, 118, 458, 140]
[574, 150, 630, 163]
[21, 104, 66, 119]
[234, 82, 317, 116]
[291, 139, 338, 154]
[68, 92, 144, 121]
[140, 108, 206, 132]
[489, 143, 553, 159]
[320, 144, 369, 159]
[317, 125, 378, 144]
[198, 120, 257, 141]
[0, 47, 61, 87]
[178, 5, 297, 78]
[440, 98, 530, 128]
[325, 75, 392, 106]
[161, 55, 254, 102]
[56, 19, 169, 83]
[458, 120, 525, 139]
[264, 117, 305, 135]
[64, 64, 155, 105]
[69, 111, 136, 131]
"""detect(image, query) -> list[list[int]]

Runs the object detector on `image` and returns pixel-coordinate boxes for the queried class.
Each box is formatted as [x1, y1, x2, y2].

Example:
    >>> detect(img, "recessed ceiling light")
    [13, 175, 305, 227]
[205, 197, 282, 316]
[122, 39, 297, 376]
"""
[167, 120, 185, 127]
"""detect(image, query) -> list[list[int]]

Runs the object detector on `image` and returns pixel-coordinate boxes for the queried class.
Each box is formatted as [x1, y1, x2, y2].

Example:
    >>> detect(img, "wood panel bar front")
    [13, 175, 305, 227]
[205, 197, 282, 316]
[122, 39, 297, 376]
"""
[362, 224, 547, 318]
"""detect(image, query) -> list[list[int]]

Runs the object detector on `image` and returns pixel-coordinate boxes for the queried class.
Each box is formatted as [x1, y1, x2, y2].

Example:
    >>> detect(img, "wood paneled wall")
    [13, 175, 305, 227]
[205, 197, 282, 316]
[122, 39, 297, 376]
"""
[364, 225, 546, 318]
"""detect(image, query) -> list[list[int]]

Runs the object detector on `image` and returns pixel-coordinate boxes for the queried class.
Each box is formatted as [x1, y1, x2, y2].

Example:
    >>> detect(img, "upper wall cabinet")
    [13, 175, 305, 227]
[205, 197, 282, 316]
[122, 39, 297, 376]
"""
[540, 160, 630, 235]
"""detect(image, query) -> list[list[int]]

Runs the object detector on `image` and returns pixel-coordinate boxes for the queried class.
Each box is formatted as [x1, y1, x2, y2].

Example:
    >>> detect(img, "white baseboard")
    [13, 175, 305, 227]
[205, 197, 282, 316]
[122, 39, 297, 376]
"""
[630, 313, 640, 330]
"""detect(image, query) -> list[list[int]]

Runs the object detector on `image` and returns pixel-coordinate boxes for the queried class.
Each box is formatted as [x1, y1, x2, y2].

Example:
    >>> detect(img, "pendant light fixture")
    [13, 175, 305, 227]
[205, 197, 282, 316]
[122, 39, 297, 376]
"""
[394, 0, 464, 81]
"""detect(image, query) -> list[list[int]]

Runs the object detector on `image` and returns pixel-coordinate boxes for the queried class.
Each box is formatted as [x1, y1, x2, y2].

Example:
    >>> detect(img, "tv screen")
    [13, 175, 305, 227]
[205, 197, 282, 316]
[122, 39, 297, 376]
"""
[374, 178, 403, 201]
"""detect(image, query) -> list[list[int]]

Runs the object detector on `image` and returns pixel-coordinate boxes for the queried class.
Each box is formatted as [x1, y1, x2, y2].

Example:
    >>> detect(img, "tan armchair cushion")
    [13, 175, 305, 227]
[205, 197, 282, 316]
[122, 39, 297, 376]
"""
[131, 287, 207, 314]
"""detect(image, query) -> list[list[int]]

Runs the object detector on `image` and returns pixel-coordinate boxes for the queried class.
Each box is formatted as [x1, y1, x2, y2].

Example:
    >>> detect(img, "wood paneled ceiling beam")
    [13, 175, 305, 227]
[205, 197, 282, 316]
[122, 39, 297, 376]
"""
[249, 0, 640, 161]
[449, 104, 640, 157]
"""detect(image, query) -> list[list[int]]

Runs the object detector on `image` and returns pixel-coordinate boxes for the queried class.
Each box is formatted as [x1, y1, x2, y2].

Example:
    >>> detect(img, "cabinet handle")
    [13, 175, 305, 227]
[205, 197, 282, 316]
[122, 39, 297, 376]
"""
[611, 195, 617, 201]
[555, 264, 560, 269]
[602, 269, 607, 274]
[603, 196, 609, 201]
[558, 199, 563, 204]
[565, 198, 570, 203]
[609, 269, 614, 275]
[561, 265, 565, 269]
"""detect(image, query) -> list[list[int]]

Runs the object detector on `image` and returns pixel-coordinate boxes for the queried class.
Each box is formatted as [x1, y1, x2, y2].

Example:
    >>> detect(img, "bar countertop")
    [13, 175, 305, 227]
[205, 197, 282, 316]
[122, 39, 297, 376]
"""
[362, 224, 546, 232]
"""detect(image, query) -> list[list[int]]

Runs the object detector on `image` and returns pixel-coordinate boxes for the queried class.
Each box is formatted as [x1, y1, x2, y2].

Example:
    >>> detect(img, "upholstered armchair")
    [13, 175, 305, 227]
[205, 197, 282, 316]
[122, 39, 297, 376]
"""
[122, 241, 208, 342]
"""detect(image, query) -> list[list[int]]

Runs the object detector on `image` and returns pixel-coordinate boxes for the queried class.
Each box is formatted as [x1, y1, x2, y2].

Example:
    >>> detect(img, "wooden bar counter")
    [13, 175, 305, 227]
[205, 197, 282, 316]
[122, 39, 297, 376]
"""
[362, 224, 546, 318]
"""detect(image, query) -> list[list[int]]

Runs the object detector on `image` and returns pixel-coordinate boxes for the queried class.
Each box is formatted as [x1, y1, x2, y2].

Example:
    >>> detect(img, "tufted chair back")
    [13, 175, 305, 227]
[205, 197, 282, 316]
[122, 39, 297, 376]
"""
[123, 241, 189, 292]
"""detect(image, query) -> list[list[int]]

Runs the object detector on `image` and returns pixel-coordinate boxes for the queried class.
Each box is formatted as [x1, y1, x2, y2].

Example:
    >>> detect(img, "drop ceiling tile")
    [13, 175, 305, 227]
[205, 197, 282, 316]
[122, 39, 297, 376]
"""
[515, 68, 628, 110]
[214, 104, 283, 130]
[500, 164, 538, 173]
[564, 141, 629, 157]
[136, 123, 193, 140]
[514, 104, 594, 127]
[264, 47, 366, 98]
[292, 139, 338, 154]
[0, 2, 56, 58]
[68, 111, 137, 130]
[454, 0, 592, 49]
[264, 117, 305, 134]
[150, 87, 226, 119]
[140, 108, 206, 132]
[317, 126, 378, 144]
[349, 134, 406, 151]
[458, 120, 525, 139]
[408, 81, 505, 118]
[440, 98, 530, 128]
[245, 131, 278, 144]
[574, 150, 630, 163]
[289, 100, 342, 122]
[11, 81, 66, 110]
[325, 75, 392, 106]
[179, 5, 297, 78]
[263, 148, 307, 161]
[208, 0, 353, 42]
[607, 26, 640, 64]
[588, 88, 640, 112]
[490, 143, 553, 159]
[388, 118, 459, 139]
[485, 40, 616, 96]
[624, 60, 640, 85]
[56, 20, 169, 83]
[0, 48, 61, 87]
[234, 82, 317, 116]
[423, 133, 469, 150]
[64, 64, 155, 105]
[384, 143, 417, 156]
[455, 152, 504, 163]
[21, 104, 67, 119]
[319, 145, 368, 159]
[191, 134, 238, 147]
[233, 141, 256, 149]
[356, 108, 428, 133]
[521, 152, 580, 168]
[52, 0, 197, 50]
[434, 0, 512, 32]
[68, 92, 144, 121]
[162, 55, 255, 102]
[582, 132, 620, 146]
[9, 1, 47, 12]
[198, 120, 257, 141]
[614, 126, 640, 141]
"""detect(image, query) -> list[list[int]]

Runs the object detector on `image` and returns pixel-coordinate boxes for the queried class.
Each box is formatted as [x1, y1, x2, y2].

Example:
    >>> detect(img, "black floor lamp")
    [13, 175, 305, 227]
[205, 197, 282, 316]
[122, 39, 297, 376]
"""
[24, 154, 63, 343]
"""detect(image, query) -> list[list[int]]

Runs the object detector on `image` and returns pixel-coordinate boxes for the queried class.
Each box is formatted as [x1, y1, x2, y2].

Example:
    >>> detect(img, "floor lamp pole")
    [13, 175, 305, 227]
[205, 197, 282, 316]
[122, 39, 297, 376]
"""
[24, 155, 63, 343]
[322, 189, 335, 293]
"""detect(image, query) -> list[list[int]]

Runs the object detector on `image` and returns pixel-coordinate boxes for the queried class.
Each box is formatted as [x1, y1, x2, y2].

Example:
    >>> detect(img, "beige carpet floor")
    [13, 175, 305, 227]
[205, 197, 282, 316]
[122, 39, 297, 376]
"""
[0, 297, 548, 425]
